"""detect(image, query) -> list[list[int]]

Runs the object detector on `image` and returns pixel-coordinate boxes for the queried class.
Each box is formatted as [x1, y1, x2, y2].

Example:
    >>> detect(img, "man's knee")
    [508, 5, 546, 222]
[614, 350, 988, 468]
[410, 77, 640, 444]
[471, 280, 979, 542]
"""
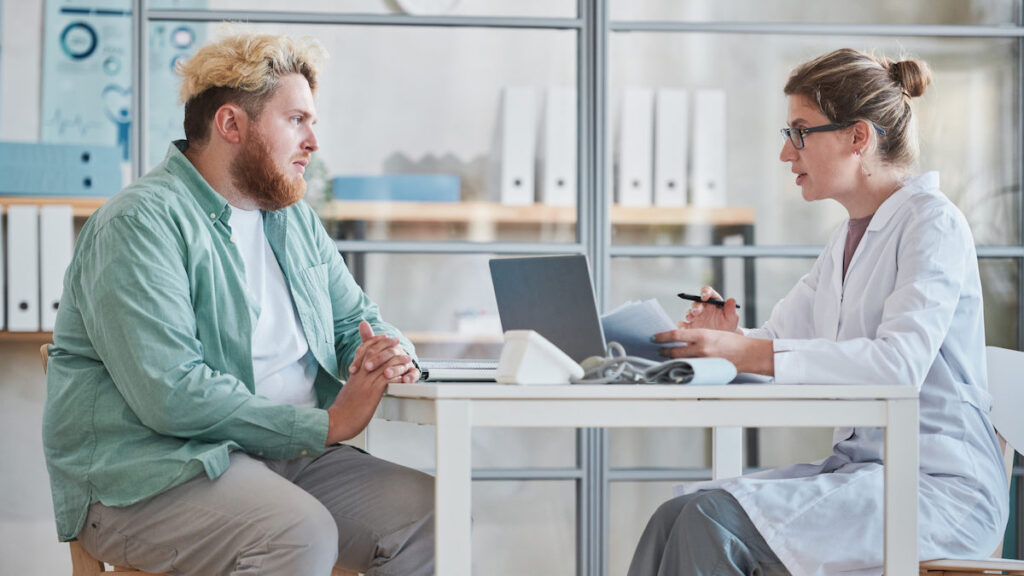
[379, 464, 436, 523]
[246, 496, 339, 573]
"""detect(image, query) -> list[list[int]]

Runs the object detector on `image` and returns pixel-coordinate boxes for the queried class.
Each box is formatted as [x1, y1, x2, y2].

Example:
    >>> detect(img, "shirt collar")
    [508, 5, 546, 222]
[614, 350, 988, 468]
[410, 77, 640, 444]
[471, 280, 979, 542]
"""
[165, 140, 233, 224]
[867, 171, 939, 232]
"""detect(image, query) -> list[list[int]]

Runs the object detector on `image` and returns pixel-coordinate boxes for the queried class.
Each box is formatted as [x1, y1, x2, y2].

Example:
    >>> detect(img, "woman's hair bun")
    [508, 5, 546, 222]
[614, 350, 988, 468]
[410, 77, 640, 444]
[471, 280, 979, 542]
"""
[888, 58, 932, 98]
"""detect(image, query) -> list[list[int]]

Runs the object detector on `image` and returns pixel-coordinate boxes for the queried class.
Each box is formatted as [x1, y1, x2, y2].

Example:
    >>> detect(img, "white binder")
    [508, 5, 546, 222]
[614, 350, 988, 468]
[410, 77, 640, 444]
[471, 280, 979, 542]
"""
[617, 88, 654, 207]
[497, 86, 536, 205]
[40, 205, 74, 331]
[538, 87, 577, 206]
[7, 205, 40, 332]
[691, 89, 727, 207]
[654, 89, 689, 207]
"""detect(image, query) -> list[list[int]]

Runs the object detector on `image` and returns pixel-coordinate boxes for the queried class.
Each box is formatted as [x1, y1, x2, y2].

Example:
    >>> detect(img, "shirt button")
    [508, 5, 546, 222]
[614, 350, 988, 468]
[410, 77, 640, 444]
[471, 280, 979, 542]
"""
[230, 235, 237, 243]
[300, 450, 308, 456]
[257, 451, 264, 456]
[209, 212, 216, 219]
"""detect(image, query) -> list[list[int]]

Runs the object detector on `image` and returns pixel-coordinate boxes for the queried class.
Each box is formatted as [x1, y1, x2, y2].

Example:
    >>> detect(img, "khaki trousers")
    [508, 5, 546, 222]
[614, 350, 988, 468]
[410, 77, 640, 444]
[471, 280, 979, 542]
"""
[77, 445, 434, 576]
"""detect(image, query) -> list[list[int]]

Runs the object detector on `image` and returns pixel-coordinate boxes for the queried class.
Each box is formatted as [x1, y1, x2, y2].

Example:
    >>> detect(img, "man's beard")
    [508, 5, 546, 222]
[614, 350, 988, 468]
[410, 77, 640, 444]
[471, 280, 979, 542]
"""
[229, 128, 307, 211]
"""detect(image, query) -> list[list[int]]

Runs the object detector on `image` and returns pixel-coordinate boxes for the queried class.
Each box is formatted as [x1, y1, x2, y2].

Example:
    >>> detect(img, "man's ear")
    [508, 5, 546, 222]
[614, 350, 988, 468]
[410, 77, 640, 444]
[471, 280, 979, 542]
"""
[850, 120, 872, 154]
[212, 104, 246, 144]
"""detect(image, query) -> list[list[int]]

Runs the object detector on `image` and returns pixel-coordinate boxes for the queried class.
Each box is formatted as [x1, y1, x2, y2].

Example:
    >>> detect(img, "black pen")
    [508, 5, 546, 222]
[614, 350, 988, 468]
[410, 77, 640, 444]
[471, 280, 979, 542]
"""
[677, 292, 741, 309]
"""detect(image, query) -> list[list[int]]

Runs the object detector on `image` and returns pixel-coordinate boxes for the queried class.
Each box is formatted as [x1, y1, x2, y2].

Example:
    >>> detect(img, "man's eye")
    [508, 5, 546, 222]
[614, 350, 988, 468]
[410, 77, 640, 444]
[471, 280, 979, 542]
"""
[291, 117, 302, 125]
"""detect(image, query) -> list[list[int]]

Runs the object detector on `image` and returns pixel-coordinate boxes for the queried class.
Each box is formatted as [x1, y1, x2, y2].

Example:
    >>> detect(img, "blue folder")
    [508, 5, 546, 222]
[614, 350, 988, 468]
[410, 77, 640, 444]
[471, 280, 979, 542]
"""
[332, 174, 461, 202]
[0, 142, 122, 197]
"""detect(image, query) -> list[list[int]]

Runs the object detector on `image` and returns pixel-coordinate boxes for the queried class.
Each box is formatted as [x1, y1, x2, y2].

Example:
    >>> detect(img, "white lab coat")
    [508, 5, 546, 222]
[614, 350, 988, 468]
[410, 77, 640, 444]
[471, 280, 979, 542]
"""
[679, 172, 1008, 576]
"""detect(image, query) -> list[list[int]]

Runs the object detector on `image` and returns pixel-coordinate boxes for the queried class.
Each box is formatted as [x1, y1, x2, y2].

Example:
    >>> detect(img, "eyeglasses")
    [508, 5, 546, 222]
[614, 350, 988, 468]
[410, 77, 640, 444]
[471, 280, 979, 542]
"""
[780, 121, 886, 150]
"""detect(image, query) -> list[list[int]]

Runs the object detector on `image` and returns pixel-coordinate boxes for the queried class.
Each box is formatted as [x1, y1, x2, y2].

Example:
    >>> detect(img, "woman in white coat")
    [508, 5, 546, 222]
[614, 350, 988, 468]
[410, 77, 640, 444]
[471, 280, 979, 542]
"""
[629, 48, 1009, 576]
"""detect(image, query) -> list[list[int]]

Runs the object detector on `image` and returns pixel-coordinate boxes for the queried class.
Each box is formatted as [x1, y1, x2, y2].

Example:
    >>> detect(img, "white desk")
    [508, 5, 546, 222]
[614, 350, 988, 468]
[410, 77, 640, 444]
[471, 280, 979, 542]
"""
[379, 383, 919, 575]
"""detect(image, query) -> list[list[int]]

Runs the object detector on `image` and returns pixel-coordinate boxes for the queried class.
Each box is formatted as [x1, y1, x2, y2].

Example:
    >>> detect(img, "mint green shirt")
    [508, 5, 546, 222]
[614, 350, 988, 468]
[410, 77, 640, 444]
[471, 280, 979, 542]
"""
[42, 141, 415, 541]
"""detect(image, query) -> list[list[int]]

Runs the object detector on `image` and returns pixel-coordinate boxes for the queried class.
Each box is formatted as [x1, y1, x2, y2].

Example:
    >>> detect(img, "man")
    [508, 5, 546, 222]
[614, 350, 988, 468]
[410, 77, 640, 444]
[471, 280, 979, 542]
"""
[42, 31, 433, 576]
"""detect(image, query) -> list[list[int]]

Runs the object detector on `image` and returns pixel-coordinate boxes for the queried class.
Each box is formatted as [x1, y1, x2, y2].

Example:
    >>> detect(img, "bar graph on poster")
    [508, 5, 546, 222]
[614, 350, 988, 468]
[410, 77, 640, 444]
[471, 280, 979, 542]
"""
[41, 0, 206, 170]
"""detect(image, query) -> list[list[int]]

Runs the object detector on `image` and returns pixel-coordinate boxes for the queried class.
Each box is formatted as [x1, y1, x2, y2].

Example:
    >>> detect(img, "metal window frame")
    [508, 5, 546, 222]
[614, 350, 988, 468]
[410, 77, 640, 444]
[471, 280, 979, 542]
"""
[131, 0, 1024, 571]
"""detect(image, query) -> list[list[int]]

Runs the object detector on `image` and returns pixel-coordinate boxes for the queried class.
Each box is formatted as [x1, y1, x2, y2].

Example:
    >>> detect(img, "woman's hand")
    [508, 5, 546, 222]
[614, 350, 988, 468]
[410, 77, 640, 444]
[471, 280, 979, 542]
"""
[654, 327, 774, 376]
[681, 286, 741, 334]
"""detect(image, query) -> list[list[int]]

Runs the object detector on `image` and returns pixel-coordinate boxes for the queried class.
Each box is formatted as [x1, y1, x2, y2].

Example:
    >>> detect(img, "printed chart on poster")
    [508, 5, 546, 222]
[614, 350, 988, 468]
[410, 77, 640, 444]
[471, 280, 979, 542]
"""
[41, 0, 206, 169]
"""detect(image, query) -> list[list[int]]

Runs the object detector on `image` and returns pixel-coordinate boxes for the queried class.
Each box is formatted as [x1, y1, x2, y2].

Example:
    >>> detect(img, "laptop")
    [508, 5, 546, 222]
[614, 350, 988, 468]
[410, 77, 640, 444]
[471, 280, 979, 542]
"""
[419, 254, 607, 381]
[489, 254, 606, 363]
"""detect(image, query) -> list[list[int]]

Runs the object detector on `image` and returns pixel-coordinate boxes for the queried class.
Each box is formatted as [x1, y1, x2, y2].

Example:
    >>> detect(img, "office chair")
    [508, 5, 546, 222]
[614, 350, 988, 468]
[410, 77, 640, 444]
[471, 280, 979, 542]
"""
[919, 346, 1024, 575]
[40, 344, 359, 576]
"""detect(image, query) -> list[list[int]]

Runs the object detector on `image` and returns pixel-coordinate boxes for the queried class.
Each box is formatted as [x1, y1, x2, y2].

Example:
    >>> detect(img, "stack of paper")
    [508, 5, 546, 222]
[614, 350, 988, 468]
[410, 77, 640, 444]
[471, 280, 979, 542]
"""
[600, 298, 739, 384]
[600, 298, 678, 361]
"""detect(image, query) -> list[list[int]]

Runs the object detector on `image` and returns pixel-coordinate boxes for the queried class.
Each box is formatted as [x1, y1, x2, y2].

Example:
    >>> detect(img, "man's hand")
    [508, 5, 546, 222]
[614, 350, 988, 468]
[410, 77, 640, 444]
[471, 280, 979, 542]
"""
[325, 322, 419, 445]
[347, 322, 420, 384]
[653, 327, 774, 376]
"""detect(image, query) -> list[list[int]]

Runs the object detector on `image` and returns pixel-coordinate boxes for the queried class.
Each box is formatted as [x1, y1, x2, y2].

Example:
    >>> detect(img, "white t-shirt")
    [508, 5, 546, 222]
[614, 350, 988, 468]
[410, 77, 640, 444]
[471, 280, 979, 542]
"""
[229, 207, 318, 408]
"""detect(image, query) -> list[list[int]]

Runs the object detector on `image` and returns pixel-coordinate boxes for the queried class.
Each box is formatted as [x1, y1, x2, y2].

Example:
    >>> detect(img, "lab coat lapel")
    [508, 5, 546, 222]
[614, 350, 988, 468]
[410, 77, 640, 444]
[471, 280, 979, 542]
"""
[820, 226, 847, 340]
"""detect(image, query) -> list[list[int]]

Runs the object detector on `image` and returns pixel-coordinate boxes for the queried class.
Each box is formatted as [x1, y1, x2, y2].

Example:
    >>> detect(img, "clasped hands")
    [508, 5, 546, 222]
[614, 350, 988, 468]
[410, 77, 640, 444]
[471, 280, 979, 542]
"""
[326, 321, 419, 445]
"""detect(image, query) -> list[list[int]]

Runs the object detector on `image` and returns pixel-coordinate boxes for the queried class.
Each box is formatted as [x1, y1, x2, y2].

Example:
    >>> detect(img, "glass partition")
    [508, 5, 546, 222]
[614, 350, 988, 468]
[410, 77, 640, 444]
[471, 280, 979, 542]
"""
[153, 0, 577, 18]
[610, 0, 1017, 26]
[609, 32, 1021, 246]
[145, 22, 580, 243]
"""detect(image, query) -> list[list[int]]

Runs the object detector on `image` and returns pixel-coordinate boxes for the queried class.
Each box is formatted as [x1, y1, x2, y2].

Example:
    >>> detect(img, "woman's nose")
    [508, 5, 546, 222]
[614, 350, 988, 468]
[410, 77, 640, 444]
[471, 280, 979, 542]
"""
[779, 138, 797, 162]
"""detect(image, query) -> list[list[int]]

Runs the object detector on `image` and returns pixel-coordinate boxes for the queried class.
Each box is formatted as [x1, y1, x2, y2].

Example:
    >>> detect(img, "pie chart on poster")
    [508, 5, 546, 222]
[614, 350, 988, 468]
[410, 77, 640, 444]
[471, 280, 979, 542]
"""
[396, 0, 459, 15]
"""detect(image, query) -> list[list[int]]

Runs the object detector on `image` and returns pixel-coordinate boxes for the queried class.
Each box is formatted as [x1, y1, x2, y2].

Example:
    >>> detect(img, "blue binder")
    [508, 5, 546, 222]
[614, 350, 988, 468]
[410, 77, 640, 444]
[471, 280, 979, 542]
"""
[332, 174, 461, 202]
[0, 142, 121, 197]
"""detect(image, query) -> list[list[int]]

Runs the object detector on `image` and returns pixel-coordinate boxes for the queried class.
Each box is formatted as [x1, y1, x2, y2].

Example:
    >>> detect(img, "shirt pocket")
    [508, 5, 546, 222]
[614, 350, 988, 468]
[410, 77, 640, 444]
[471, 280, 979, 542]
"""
[299, 263, 333, 346]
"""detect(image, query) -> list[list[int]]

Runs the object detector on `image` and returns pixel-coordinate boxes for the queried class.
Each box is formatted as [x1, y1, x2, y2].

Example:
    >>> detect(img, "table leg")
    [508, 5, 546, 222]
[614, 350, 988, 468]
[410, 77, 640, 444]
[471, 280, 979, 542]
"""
[435, 399, 472, 576]
[885, 397, 919, 574]
[712, 426, 743, 479]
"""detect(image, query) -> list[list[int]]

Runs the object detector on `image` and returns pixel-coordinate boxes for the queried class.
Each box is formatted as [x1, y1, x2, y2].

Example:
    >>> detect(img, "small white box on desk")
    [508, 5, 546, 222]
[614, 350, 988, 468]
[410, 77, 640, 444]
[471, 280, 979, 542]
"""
[40, 205, 74, 331]
[7, 205, 40, 331]
[496, 330, 584, 385]
[691, 89, 727, 207]
[495, 86, 537, 205]
[654, 89, 689, 207]
[539, 87, 577, 206]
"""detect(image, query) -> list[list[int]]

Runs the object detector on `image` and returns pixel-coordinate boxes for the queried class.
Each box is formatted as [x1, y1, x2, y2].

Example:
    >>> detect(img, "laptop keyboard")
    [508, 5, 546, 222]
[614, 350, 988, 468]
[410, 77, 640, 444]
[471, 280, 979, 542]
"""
[418, 358, 499, 370]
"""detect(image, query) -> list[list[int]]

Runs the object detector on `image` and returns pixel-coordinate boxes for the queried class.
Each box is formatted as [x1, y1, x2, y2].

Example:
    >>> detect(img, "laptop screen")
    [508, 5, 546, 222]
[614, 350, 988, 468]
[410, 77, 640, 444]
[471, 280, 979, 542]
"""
[489, 254, 607, 363]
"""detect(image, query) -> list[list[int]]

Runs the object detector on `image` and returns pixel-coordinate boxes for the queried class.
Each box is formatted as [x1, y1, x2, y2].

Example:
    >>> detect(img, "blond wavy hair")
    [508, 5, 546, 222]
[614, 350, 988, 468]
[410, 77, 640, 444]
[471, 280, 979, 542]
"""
[176, 29, 327, 144]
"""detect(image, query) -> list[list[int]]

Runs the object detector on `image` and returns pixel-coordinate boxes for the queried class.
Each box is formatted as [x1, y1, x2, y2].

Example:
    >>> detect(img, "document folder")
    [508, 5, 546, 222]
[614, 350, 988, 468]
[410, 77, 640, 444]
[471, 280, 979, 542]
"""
[691, 90, 727, 207]
[654, 89, 689, 207]
[332, 174, 461, 202]
[539, 87, 576, 206]
[0, 142, 121, 197]
[7, 205, 40, 331]
[617, 88, 654, 207]
[495, 86, 537, 205]
[40, 205, 74, 331]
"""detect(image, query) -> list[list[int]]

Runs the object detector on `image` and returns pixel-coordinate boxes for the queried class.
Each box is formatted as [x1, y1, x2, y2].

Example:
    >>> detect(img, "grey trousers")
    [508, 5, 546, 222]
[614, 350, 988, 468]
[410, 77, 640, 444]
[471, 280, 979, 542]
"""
[627, 489, 790, 576]
[77, 445, 434, 576]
